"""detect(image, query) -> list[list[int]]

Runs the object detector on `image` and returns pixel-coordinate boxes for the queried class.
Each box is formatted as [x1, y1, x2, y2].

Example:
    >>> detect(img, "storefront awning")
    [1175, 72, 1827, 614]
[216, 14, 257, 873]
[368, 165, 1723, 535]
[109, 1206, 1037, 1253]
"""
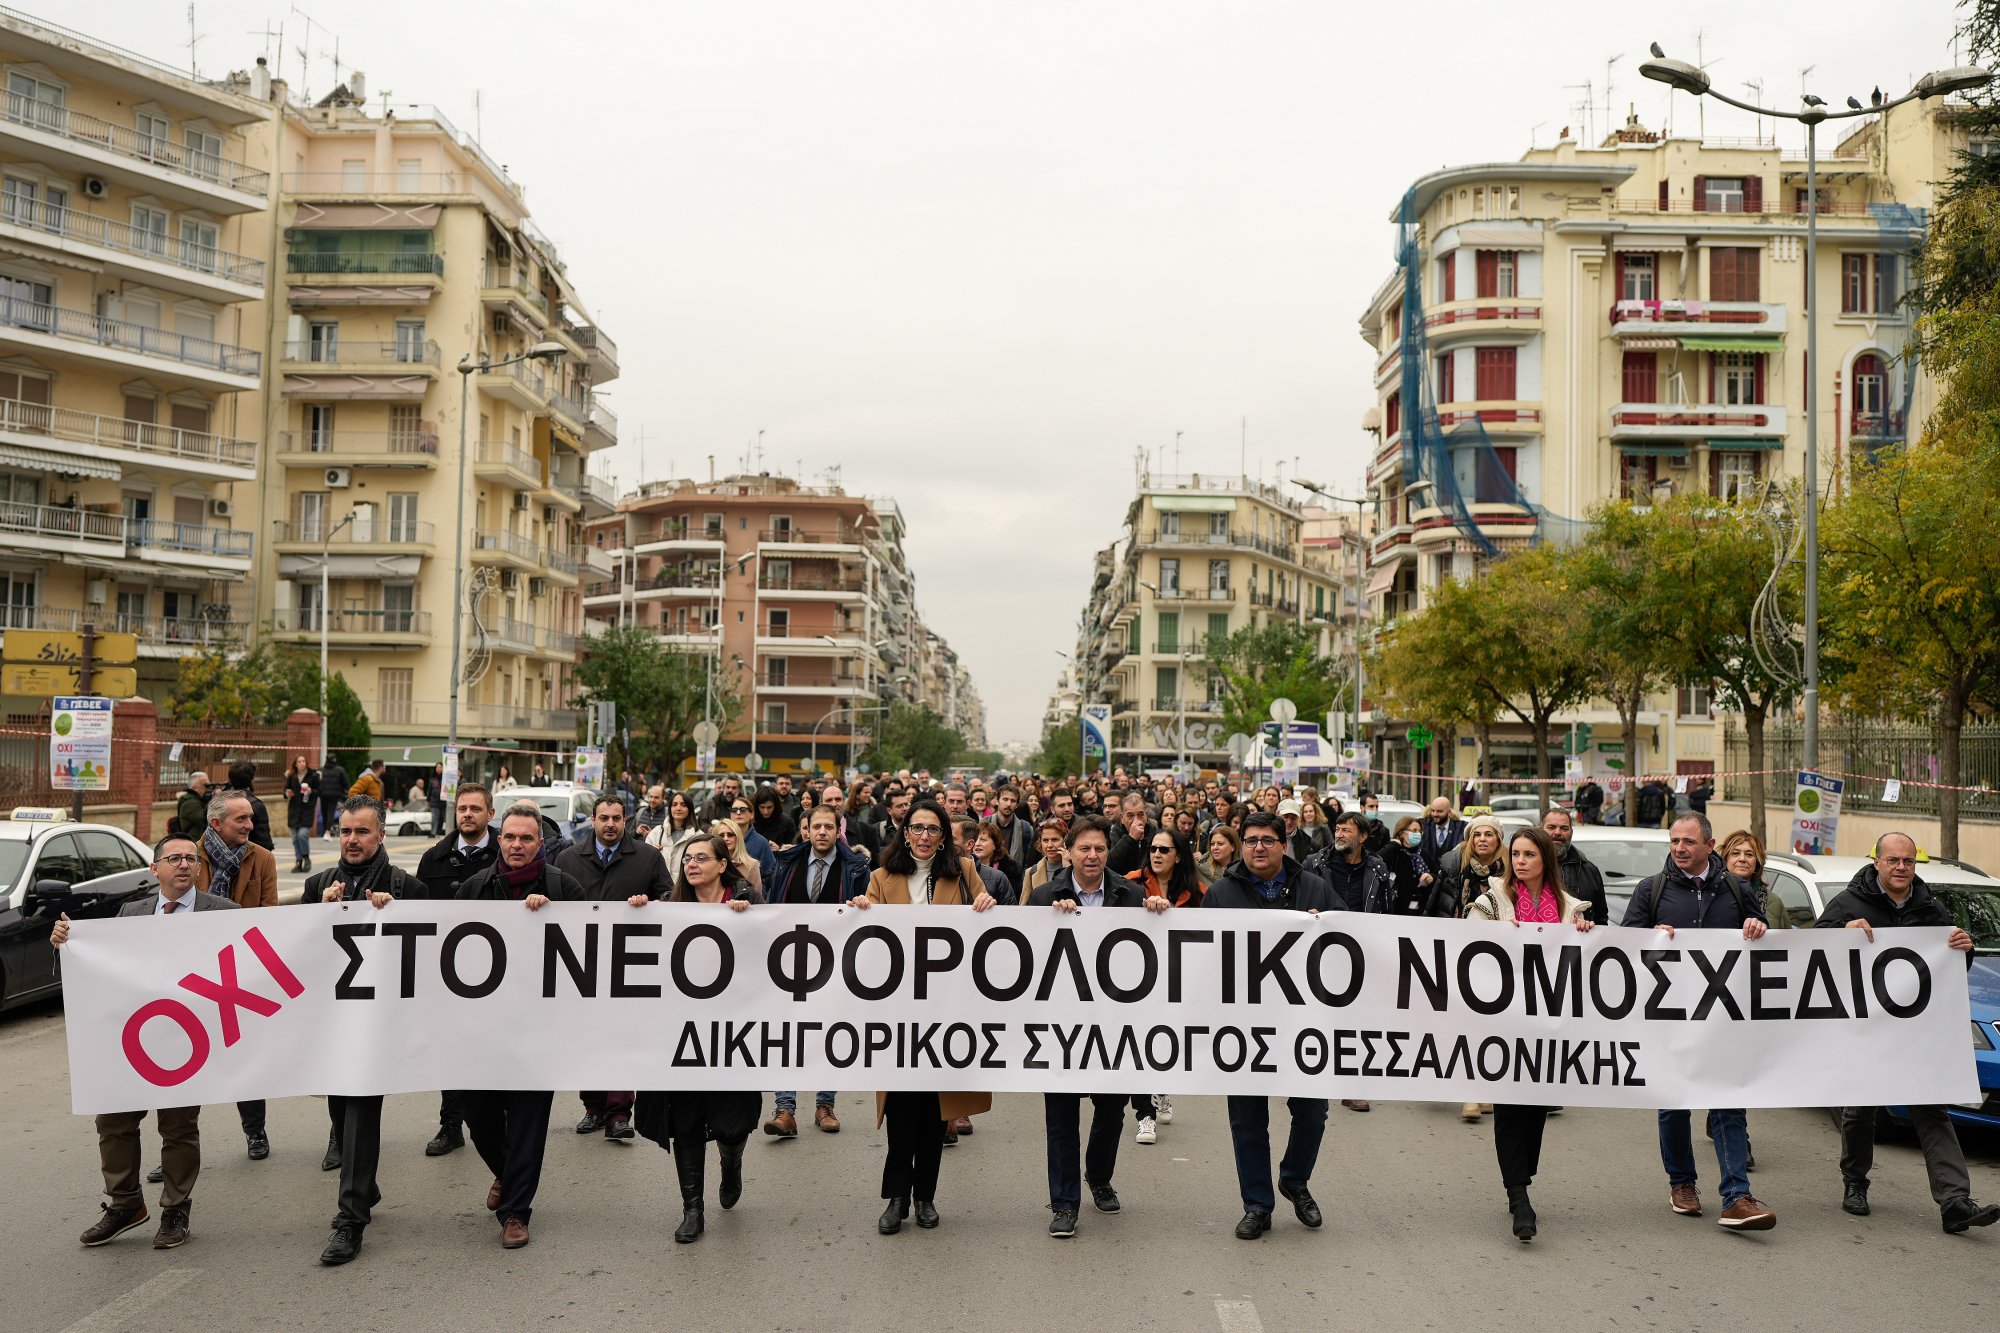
[0, 443, 119, 479]
[1678, 336, 1785, 352]
[1619, 444, 1693, 457]
[1710, 438, 1785, 451]
[1364, 555, 1407, 598]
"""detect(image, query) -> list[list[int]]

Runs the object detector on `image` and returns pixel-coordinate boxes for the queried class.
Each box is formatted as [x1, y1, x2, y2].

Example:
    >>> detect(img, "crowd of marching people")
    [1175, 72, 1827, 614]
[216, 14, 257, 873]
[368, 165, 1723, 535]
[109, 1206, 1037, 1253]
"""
[49, 764, 1996, 1264]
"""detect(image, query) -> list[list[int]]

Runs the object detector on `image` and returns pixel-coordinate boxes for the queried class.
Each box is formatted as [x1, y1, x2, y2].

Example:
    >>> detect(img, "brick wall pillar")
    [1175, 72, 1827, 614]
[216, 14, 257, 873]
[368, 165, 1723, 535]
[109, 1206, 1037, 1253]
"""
[111, 697, 160, 842]
[286, 710, 322, 766]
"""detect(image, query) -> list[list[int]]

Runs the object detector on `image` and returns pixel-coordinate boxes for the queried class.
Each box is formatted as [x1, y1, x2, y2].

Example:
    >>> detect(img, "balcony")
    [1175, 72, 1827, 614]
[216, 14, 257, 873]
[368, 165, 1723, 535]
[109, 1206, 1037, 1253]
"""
[1609, 403, 1787, 441]
[636, 566, 722, 598]
[582, 544, 617, 576]
[284, 245, 444, 306]
[480, 265, 549, 326]
[478, 703, 580, 736]
[472, 528, 540, 568]
[0, 501, 124, 558]
[474, 440, 542, 490]
[283, 171, 472, 197]
[1424, 299, 1542, 343]
[285, 249, 444, 277]
[549, 387, 588, 431]
[755, 672, 873, 697]
[476, 357, 552, 413]
[582, 580, 625, 606]
[581, 473, 617, 513]
[115, 615, 252, 658]
[538, 628, 580, 660]
[575, 325, 619, 381]
[1146, 586, 1236, 604]
[1434, 401, 1543, 435]
[276, 427, 440, 470]
[127, 518, 253, 571]
[759, 525, 864, 552]
[585, 399, 618, 449]
[486, 615, 538, 654]
[282, 340, 441, 371]
[646, 628, 724, 651]
[0, 93, 268, 212]
[635, 522, 725, 554]
[541, 472, 584, 513]
[273, 519, 436, 555]
[0, 198, 264, 298]
[0, 395, 256, 481]
[0, 295, 260, 388]
[759, 571, 868, 599]
[543, 547, 582, 582]
[266, 608, 433, 647]
[754, 630, 870, 655]
[1851, 409, 1908, 443]
[1609, 300, 1788, 339]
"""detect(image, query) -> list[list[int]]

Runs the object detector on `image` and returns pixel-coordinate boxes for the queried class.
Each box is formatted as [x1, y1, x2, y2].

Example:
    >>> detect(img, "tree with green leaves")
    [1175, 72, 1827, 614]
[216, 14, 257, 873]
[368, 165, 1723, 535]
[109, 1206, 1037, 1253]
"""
[1203, 621, 1343, 742]
[862, 702, 964, 774]
[572, 625, 730, 778]
[170, 642, 371, 750]
[1367, 592, 1497, 781]
[1036, 713, 1083, 778]
[1575, 507, 1682, 824]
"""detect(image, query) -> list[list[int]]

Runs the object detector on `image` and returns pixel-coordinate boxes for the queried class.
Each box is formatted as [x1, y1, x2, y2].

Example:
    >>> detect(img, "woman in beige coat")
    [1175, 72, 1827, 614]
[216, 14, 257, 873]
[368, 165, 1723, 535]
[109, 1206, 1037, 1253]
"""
[847, 798, 997, 1234]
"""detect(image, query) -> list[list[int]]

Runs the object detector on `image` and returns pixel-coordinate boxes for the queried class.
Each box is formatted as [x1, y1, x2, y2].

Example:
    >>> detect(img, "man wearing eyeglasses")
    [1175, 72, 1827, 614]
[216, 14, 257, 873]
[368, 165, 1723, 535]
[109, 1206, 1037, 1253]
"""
[1817, 832, 1997, 1235]
[53, 833, 237, 1253]
[1202, 809, 1342, 1240]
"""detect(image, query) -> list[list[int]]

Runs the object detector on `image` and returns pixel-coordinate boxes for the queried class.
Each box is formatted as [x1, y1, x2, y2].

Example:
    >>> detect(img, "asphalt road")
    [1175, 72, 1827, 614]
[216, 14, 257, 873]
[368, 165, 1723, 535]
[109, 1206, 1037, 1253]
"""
[4, 966, 1998, 1333]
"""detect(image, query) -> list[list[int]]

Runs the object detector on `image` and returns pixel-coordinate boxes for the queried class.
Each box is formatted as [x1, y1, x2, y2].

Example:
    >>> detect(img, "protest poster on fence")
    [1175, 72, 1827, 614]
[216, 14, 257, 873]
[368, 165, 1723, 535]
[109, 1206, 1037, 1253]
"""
[59, 903, 1975, 1115]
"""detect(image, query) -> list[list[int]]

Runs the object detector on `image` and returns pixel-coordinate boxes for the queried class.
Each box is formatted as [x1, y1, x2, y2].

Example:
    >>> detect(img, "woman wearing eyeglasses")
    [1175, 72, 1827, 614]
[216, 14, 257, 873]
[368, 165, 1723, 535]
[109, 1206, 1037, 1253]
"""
[1463, 825, 1593, 1243]
[848, 798, 995, 1234]
[631, 833, 762, 1244]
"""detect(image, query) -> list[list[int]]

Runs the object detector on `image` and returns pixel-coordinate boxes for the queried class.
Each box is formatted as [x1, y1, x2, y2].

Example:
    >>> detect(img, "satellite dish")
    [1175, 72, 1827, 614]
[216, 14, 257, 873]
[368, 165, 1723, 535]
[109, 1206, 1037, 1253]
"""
[1269, 697, 1298, 725]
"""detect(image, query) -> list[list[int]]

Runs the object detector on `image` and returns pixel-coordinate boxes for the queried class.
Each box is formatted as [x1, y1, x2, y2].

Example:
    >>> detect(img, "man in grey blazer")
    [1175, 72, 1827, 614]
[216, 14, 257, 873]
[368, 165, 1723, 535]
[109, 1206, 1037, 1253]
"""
[52, 830, 239, 1251]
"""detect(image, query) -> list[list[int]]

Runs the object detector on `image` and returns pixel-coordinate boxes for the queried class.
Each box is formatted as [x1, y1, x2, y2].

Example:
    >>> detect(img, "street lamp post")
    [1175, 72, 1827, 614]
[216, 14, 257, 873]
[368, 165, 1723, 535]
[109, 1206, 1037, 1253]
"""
[317, 512, 356, 766]
[1639, 48, 1991, 770]
[450, 341, 568, 753]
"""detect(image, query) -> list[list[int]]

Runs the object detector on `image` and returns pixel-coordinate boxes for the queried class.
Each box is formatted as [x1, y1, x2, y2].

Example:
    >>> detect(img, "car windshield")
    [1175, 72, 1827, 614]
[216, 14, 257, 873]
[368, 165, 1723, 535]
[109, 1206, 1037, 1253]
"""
[0, 842, 29, 895]
[1581, 839, 1670, 882]
[1931, 884, 2000, 954]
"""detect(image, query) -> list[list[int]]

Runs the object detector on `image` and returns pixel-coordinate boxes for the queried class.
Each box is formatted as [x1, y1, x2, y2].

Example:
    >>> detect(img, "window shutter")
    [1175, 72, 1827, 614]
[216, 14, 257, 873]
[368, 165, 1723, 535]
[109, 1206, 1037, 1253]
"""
[1707, 353, 1716, 404]
[1692, 175, 1708, 212]
[1659, 179, 1670, 210]
[1752, 354, 1765, 405]
[1709, 451, 1722, 496]
[1744, 176, 1763, 213]
[1622, 351, 1656, 403]
[1476, 251, 1497, 299]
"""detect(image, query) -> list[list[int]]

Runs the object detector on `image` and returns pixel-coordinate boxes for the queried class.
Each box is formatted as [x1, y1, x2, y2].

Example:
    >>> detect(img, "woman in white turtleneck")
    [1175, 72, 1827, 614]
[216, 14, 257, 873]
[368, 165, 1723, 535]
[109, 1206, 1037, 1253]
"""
[849, 798, 995, 1236]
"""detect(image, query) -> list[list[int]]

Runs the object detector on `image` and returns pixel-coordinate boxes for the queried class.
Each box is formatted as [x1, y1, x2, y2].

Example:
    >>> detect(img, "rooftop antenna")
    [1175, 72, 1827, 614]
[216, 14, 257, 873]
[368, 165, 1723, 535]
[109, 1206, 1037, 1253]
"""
[755, 429, 764, 471]
[184, 4, 205, 78]
[1743, 79, 1765, 142]
[1564, 81, 1594, 144]
[289, 6, 317, 100]
[1605, 53, 1624, 142]
[245, 19, 281, 65]
[1529, 120, 1547, 148]
[1239, 416, 1247, 477]
[1173, 430, 1182, 474]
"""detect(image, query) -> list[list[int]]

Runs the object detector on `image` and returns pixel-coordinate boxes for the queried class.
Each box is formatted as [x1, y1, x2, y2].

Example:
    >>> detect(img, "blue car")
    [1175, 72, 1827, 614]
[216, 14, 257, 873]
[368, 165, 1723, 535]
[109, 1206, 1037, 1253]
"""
[1934, 957, 2000, 1129]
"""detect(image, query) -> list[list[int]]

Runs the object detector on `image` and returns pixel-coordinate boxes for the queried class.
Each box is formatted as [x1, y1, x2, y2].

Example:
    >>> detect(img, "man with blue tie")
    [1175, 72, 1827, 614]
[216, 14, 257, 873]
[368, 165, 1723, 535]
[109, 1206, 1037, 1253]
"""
[53, 832, 238, 1251]
[761, 803, 870, 1136]
[554, 794, 674, 1140]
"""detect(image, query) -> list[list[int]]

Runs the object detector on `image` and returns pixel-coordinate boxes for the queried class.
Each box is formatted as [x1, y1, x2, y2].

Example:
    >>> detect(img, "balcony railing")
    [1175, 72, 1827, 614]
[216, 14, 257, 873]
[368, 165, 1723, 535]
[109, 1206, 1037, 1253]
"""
[114, 614, 249, 648]
[1609, 403, 1787, 436]
[479, 704, 580, 734]
[1426, 301, 1540, 328]
[757, 672, 868, 689]
[545, 548, 582, 576]
[541, 628, 580, 656]
[282, 171, 468, 194]
[476, 440, 540, 475]
[0, 604, 81, 630]
[587, 400, 619, 440]
[478, 356, 551, 398]
[280, 427, 439, 457]
[0, 395, 257, 469]
[2, 92, 270, 195]
[1148, 586, 1236, 603]
[0, 501, 124, 544]
[285, 249, 445, 276]
[1851, 409, 1908, 440]
[488, 616, 537, 650]
[480, 265, 549, 315]
[269, 608, 432, 635]
[550, 388, 587, 424]
[283, 339, 442, 368]
[474, 528, 539, 561]
[646, 522, 723, 544]
[1608, 300, 1787, 333]
[582, 474, 616, 507]
[0, 197, 266, 285]
[274, 519, 434, 546]
[574, 325, 618, 360]
[0, 294, 260, 375]
[760, 572, 867, 593]
[128, 518, 252, 558]
[761, 526, 862, 545]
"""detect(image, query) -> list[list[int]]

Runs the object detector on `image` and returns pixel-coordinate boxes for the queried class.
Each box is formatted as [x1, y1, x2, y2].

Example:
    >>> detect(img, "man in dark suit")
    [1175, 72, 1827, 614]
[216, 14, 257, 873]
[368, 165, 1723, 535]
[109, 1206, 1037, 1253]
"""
[412, 781, 500, 1157]
[53, 832, 237, 1251]
[1417, 797, 1467, 870]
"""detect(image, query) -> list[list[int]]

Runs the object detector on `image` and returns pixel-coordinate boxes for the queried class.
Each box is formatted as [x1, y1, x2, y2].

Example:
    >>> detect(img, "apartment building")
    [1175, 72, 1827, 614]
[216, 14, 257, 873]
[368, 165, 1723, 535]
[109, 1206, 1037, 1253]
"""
[1356, 98, 1961, 788]
[1070, 473, 1339, 770]
[0, 15, 270, 699]
[582, 472, 982, 775]
[253, 82, 619, 754]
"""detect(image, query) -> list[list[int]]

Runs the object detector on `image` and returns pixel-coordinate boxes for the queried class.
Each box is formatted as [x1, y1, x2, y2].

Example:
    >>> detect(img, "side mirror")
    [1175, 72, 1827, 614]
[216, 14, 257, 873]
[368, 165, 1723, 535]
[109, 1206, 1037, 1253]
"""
[25, 879, 75, 910]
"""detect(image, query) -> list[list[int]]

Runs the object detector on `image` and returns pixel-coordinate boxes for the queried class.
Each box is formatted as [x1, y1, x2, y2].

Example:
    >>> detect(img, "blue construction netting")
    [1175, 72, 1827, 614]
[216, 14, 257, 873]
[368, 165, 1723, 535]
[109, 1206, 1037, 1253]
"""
[1393, 187, 1580, 554]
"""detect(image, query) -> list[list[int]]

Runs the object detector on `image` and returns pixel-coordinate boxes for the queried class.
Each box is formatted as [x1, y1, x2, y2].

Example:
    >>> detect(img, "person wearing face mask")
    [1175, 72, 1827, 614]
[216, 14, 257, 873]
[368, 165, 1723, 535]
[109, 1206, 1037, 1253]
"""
[1382, 816, 1434, 914]
[1360, 794, 1391, 855]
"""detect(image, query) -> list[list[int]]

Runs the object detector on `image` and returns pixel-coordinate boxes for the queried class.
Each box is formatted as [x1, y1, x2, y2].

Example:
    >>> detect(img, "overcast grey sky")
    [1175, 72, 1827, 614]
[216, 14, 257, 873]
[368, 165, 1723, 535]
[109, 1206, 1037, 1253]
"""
[72, 0, 1970, 743]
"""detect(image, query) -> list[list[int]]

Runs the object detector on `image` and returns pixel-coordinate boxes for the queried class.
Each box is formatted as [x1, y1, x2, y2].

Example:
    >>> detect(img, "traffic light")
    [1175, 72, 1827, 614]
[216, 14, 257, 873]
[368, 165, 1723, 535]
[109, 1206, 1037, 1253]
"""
[1261, 722, 1282, 753]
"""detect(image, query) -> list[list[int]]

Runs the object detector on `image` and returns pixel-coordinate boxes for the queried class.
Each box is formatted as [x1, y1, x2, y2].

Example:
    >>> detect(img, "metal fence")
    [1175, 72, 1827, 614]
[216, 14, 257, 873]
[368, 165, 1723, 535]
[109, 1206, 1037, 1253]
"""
[1722, 721, 2000, 820]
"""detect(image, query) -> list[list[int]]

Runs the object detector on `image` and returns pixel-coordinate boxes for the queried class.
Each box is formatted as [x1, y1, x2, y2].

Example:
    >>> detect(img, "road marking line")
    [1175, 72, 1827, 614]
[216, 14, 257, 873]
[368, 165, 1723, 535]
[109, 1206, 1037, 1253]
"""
[1216, 1298, 1265, 1333]
[60, 1267, 202, 1333]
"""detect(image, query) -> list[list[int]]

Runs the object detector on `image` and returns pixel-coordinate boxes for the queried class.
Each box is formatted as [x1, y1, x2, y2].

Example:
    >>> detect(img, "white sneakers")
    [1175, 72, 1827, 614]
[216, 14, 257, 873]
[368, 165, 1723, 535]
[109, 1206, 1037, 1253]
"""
[1135, 1117, 1158, 1144]
[1155, 1096, 1174, 1125]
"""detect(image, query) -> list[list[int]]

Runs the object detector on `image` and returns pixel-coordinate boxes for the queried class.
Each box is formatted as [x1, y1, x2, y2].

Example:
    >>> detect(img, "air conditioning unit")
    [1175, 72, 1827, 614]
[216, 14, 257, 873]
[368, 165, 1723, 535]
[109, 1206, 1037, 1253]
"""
[83, 176, 108, 199]
[491, 313, 510, 336]
[500, 570, 518, 590]
[541, 505, 556, 524]
[513, 493, 531, 512]
[209, 498, 234, 518]
[84, 579, 109, 605]
[528, 577, 549, 598]
[325, 467, 352, 488]
[1664, 454, 1692, 470]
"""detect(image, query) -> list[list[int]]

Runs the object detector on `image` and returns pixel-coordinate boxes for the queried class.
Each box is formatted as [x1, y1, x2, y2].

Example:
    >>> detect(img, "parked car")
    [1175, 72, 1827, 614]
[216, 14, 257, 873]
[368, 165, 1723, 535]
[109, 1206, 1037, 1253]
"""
[493, 783, 595, 843]
[0, 810, 159, 1012]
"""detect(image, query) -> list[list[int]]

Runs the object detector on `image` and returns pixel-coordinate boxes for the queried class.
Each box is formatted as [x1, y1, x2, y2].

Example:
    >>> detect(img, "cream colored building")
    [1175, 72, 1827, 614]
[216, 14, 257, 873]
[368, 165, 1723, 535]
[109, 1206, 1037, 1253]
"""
[1071, 473, 1340, 769]
[0, 15, 270, 699]
[1357, 99, 1963, 790]
[253, 83, 619, 756]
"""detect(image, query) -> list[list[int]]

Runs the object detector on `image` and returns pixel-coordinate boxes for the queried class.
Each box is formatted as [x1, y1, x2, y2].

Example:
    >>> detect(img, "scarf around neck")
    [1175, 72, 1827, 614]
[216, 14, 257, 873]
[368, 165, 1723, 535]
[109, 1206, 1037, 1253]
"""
[203, 826, 245, 896]
[501, 850, 548, 897]
[332, 847, 391, 900]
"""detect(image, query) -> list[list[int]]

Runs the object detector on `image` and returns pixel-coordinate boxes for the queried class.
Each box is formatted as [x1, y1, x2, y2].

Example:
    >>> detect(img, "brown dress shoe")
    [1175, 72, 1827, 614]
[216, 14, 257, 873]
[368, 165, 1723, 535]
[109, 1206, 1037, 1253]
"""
[1670, 1184, 1702, 1216]
[815, 1105, 841, 1133]
[80, 1202, 149, 1247]
[500, 1215, 530, 1249]
[1341, 1099, 1372, 1112]
[152, 1205, 191, 1249]
[1718, 1197, 1776, 1230]
[486, 1179, 502, 1212]
[763, 1109, 798, 1138]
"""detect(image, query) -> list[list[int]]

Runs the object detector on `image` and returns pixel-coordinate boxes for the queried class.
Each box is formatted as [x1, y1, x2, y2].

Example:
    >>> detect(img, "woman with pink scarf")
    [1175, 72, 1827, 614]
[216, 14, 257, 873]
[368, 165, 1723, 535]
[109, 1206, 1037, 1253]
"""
[1463, 825, 1593, 1243]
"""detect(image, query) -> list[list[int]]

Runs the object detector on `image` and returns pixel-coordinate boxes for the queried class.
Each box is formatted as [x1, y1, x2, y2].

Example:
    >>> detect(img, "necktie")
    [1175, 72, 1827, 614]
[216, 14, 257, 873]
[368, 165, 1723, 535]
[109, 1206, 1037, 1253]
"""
[809, 858, 826, 902]
[600, 844, 613, 867]
[163, 898, 181, 913]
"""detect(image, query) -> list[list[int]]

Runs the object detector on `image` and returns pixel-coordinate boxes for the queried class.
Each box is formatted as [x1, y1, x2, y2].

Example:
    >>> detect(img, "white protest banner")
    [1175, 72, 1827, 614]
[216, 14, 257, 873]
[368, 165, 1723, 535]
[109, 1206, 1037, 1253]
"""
[60, 905, 1975, 1116]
